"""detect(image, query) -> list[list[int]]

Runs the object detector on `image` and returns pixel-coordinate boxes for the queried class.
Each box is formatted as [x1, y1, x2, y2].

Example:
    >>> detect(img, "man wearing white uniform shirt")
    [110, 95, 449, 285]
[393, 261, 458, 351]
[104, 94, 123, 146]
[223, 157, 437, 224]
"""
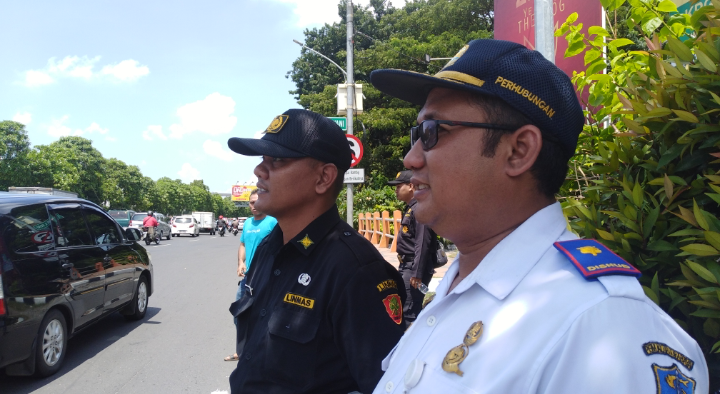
[368, 39, 709, 393]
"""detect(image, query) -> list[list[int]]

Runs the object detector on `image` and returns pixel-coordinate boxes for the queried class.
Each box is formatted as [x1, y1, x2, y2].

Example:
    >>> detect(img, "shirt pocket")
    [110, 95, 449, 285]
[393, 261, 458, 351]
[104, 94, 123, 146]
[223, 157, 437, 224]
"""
[263, 308, 322, 387]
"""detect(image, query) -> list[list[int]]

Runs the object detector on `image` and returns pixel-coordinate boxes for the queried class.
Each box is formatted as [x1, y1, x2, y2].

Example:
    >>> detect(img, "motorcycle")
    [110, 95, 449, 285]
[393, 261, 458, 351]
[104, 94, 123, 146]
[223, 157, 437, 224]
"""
[142, 226, 160, 245]
[219, 226, 226, 237]
[232, 227, 239, 236]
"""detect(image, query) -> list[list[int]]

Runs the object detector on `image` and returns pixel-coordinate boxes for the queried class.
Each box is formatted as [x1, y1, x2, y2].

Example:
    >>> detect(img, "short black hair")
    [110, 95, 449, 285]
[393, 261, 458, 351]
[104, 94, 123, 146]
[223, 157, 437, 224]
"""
[468, 94, 570, 198]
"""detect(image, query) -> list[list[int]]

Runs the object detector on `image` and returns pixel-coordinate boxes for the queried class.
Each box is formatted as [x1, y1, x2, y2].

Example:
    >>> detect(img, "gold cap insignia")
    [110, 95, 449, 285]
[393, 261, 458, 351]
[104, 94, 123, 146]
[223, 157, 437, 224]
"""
[299, 234, 314, 249]
[396, 172, 402, 178]
[264, 115, 289, 134]
[578, 246, 602, 256]
[441, 45, 469, 70]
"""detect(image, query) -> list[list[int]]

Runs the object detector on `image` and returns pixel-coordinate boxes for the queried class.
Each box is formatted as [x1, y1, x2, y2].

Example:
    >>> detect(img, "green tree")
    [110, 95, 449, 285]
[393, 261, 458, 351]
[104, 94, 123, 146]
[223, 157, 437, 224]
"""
[0, 121, 31, 191]
[558, 0, 720, 379]
[103, 158, 147, 210]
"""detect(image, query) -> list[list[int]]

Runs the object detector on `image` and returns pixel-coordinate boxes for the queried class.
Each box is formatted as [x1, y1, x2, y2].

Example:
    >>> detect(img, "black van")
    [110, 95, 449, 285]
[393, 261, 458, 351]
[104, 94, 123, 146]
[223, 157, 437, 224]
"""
[0, 193, 154, 377]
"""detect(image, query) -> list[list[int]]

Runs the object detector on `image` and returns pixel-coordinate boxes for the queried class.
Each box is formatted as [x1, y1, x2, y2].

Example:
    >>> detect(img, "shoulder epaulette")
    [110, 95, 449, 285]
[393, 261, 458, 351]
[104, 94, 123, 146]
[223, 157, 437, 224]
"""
[553, 239, 641, 280]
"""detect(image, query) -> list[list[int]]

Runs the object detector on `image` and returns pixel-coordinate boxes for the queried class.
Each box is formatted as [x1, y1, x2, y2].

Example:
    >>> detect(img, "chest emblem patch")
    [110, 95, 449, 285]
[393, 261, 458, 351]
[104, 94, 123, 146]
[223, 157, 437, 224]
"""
[298, 273, 311, 286]
[652, 364, 695, 393]
[402, 226, 409, 233]
[643, 342, 694, 370]
[442, 321, 484, 377]
[382, 294, 403, 325]
[298, 234, 314, 249]
[283, 293, 314, 309]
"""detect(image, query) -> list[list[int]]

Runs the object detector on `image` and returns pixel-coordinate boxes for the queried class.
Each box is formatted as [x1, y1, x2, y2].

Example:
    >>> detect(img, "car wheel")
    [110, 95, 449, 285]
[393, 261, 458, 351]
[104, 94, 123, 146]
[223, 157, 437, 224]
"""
[35, 309, 67, 377]
[124, 276, 149, 321]
[166, 232, 171, 240]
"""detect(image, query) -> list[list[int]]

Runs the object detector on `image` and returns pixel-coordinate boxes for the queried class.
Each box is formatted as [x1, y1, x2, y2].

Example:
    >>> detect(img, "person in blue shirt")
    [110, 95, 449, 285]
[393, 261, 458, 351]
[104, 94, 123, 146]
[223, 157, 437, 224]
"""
[225, 188, 276, 361]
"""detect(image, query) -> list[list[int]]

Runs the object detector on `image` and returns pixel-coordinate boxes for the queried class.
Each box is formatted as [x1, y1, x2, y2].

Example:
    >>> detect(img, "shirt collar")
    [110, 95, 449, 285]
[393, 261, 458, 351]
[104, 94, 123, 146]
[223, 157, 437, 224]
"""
[286, 205, 342, 256]
[449, 202, 569, 300]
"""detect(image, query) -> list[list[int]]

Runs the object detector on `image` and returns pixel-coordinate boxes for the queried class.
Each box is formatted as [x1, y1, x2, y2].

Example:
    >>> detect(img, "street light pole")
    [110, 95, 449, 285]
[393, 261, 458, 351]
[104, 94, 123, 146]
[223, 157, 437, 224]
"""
[345, 0, 354, 225]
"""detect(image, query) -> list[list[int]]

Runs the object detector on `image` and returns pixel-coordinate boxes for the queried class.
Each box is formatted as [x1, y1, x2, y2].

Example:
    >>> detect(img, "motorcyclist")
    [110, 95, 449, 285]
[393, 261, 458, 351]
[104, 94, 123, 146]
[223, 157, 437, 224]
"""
[231, 218, 239, 230]
[143, 211, 159, 241]
[217, 215, 227, 232]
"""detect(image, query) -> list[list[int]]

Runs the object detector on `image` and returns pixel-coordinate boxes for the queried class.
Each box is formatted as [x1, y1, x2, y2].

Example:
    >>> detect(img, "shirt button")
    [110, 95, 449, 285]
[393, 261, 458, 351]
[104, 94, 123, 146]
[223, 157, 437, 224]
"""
[274, 269, 281, 276]
[260, 309, 266, 317]
[244, 352, 251, 360]
[385, 380, 394, 392]
[426, 315, 437, 326]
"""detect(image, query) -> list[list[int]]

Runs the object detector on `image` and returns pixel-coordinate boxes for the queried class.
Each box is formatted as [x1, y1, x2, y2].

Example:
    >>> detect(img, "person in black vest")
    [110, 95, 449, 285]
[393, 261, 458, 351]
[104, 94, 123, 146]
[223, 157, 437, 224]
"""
[226, 108, 406, 394]
[388, 170, 436, 323]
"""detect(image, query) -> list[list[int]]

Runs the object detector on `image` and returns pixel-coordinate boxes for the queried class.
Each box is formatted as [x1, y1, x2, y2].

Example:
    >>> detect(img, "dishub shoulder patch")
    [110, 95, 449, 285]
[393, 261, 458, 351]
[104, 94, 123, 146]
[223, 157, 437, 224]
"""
[553, 239, 641, 280]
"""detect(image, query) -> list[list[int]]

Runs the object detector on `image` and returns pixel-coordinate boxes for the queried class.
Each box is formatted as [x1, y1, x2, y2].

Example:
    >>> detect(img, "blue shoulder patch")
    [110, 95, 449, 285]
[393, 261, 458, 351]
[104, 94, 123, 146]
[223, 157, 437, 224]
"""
[553, 239, 641, 279]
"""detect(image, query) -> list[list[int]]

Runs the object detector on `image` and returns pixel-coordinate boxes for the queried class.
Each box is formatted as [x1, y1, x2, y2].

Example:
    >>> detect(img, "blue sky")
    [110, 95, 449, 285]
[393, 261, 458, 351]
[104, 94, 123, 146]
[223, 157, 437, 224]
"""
[1, 0, 370, 193]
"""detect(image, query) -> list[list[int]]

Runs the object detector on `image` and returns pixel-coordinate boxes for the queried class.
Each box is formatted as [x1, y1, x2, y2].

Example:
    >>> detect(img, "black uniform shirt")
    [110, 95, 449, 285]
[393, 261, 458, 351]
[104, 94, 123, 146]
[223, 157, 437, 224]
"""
[229, 205, 406, 394]
[396, 199, 436, 277]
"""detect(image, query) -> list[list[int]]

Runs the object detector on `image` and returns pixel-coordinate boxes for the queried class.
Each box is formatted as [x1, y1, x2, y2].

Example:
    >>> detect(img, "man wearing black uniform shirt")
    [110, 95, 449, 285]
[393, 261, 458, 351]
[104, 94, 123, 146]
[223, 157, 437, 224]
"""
[226, 109, 406, 394]
[388, 170, 437, 323]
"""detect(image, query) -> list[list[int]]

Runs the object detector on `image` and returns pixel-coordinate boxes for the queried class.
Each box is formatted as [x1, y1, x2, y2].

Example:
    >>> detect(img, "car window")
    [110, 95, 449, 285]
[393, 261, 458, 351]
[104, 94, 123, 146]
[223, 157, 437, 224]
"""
[2, 203, 56, 253]
[108, 211, 128, 219]
[48, 205, 93, 247]
[176, 218, 191, 223]
[84, 206, 122, 245]
[132, 213, 148, 221]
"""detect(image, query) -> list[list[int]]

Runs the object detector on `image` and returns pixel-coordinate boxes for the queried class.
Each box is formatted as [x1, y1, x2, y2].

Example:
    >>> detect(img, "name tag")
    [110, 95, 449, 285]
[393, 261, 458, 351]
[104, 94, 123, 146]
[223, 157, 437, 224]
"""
[283, 293, 315, 309]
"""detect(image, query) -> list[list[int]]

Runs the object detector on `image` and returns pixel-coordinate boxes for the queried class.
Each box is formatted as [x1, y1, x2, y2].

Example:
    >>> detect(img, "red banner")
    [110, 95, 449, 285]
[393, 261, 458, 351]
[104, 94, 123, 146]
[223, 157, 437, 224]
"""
[494, 0, 603, 80]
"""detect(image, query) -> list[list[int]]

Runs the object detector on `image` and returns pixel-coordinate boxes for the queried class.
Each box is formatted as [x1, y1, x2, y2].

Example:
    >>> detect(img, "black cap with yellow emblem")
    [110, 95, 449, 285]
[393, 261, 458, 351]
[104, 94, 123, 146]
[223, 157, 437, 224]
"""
[369, 39, 585, 158]
[387, 170, 412, 185]
[227, 109, 352, 171]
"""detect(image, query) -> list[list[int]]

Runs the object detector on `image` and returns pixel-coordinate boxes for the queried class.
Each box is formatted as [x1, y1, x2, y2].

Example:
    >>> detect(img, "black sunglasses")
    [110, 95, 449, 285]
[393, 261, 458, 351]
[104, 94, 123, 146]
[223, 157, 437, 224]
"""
[410, 120, 517, 151]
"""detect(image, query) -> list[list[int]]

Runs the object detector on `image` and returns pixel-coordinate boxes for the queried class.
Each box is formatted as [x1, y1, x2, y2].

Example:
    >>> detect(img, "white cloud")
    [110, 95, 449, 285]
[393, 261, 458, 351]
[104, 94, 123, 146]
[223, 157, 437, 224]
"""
[168, 93, 237, 139]
[203, 140, 233, 162]
[177, 163, 201, 183]
[12, 112, 32, 125]
[21, 56, 149, 86]
[271, 0, 371, 27]
[47, 116, 113, 139]
[142, 125, 168, 141]
[101, 59, 150, 81]
[105, 135, 118, 142]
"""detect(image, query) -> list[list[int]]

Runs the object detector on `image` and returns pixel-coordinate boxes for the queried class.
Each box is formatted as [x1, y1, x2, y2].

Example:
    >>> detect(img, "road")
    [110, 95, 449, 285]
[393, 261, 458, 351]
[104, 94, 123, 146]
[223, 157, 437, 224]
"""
[0, 232, 243, 394]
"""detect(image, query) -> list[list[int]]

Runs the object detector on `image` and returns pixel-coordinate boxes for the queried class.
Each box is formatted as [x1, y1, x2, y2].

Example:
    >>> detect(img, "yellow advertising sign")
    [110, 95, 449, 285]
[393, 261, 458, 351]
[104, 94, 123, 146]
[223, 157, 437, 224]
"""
[231, 185, 257, 202]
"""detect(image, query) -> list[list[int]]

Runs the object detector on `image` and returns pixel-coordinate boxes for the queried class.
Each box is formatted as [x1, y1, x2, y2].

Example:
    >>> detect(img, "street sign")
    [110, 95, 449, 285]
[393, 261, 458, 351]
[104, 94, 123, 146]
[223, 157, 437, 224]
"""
[329, 117, 347, 131]
[344, 168, 365, 183]
[346, 134, 363, 167]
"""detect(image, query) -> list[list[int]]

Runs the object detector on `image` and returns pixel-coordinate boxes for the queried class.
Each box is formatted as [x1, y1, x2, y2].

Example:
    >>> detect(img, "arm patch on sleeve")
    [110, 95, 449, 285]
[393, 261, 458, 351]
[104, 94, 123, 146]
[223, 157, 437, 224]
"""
[553, 239, 641, 279]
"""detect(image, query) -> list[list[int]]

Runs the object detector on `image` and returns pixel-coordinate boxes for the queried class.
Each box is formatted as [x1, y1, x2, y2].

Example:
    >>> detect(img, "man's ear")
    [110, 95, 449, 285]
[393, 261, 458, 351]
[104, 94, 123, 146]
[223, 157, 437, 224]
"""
[504, 124, 543, 177]
[315, 163, 338, 195]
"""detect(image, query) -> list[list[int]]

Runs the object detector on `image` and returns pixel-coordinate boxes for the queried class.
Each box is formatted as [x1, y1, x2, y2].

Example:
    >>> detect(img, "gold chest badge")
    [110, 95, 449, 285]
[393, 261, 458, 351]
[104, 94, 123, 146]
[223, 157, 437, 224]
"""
[442, 321, 483, 377]
[264, 115, 289, 133]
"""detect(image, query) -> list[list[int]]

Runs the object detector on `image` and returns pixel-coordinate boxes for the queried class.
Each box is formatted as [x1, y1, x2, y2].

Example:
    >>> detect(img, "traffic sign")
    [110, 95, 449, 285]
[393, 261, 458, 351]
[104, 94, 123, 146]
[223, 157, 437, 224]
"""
[330, 117, 347, 131]
[346, 134, 363, 167]
[344, 168, 365, 183]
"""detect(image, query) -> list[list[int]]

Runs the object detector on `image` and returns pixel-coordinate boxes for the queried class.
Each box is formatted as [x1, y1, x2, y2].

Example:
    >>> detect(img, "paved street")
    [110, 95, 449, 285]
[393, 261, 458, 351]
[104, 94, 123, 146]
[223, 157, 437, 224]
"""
[0, 232, 243, 394]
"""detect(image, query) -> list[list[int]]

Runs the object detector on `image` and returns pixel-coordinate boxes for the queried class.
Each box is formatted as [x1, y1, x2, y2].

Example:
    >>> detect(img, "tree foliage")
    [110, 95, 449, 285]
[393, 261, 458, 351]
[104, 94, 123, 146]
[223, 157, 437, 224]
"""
[0, 122, 248, 217]
[290, 0, 493, 197]
[558, 0, 720, 376]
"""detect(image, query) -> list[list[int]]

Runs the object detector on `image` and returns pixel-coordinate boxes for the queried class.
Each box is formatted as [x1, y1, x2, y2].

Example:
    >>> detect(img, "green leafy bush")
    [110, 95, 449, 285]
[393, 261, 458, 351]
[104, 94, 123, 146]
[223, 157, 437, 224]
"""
[557, 0, 720, 375]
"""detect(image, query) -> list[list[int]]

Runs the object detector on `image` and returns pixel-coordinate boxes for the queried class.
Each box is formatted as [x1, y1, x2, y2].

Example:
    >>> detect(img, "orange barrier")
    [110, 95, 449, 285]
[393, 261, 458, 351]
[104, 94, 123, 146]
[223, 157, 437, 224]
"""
[358, 210, 403, 252]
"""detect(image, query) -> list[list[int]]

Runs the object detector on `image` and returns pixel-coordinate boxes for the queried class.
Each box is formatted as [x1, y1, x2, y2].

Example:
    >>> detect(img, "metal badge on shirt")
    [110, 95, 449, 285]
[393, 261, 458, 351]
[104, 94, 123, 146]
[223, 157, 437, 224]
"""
[298, 273, 311, 286]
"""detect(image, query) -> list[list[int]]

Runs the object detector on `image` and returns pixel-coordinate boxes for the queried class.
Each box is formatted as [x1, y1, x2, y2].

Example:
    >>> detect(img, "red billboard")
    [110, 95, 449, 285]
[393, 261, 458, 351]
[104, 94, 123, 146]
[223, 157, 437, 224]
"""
[494, 0, 604, 79]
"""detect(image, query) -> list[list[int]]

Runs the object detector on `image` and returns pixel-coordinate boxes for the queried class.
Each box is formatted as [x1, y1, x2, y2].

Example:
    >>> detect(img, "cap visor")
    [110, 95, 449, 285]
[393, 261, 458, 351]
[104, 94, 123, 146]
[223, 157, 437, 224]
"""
[370, 69, 496, 106]
[387, 180, 404, 185]
[227, 137, 306, 158]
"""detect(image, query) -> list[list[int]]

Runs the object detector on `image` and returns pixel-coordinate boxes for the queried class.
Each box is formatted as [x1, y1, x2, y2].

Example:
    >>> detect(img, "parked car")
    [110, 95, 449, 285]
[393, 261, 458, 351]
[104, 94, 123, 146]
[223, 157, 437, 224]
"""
[0, 193, 154, 377]
[238, 217, 248, 231]
[107, 209, 136, 228]
[129, 212, 171, 240]
[171, 216, 199, 237]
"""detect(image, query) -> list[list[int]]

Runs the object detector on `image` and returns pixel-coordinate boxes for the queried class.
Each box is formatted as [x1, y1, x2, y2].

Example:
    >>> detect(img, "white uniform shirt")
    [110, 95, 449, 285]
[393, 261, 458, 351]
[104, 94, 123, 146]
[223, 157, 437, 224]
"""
[373, 203, 709, 394]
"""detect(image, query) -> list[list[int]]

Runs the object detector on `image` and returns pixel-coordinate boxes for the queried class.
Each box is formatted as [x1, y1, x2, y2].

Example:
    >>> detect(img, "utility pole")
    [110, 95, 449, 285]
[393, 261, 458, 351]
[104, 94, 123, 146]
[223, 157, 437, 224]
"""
[345, 0, 355, 225]
[534, 0, 555, 63]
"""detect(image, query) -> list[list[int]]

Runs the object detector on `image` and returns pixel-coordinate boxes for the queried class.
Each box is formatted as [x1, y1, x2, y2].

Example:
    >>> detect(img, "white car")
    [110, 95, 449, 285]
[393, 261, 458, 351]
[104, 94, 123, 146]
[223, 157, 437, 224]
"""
[172, 215, 200, 237]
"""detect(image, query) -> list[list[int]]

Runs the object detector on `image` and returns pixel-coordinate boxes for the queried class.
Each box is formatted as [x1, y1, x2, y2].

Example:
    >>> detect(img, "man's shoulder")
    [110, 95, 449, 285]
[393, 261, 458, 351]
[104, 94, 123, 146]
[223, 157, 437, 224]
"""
[324, 223, 387, 267]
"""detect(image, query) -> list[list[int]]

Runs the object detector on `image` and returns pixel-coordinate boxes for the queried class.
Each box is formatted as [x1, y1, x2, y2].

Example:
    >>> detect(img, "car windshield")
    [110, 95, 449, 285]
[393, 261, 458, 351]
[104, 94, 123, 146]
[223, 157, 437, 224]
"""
[109, 211, 128, 219]
[175, 218, 191, 223]
[132, 213, 148, 221]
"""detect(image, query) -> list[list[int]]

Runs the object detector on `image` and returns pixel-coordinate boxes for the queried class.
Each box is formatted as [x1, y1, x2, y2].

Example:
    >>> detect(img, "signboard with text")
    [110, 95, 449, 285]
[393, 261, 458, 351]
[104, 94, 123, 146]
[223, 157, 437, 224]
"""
[494, 0, 603, 79]
[344, 168, 365, 183]
[330, 117, 347, 131]
[231, 185, 257, 202]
